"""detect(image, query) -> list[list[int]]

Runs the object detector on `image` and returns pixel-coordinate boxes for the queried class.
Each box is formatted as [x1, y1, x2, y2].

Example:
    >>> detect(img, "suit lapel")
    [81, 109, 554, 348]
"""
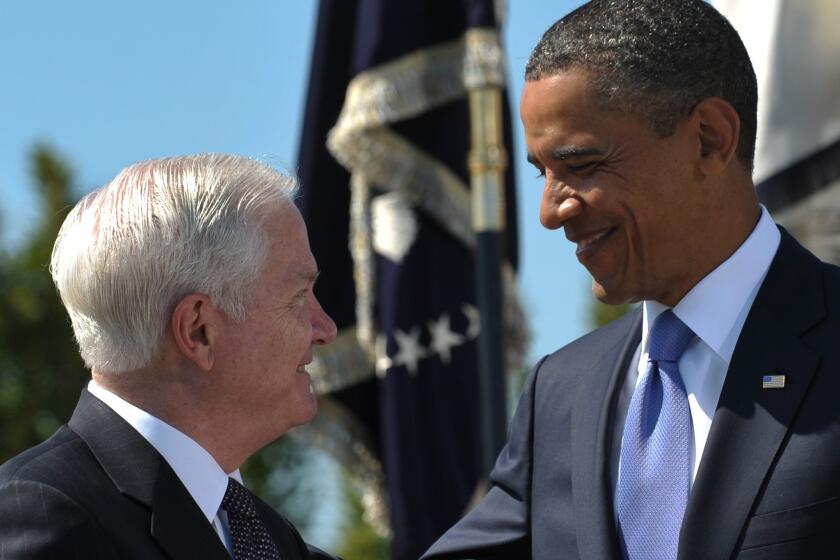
[69, 390, 164, 506]
[572, 310, 642, 560]
[69, 390, 230, 560]
[150, 466, 232, 560]
[679, 230, 825, 560]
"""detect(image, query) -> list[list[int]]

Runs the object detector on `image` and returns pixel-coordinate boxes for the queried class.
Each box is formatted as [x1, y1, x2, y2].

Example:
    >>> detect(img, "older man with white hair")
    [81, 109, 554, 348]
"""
[0, 154, 339, 560]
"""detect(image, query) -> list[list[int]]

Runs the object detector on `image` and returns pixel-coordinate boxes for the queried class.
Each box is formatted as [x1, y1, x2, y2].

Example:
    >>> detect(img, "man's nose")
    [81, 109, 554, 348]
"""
[312, 299, 337, 345]
[540, 190, 583, 230]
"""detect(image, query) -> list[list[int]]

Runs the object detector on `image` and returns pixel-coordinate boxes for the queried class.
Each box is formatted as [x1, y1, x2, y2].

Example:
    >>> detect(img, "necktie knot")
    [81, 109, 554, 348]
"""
[647, 310, 695, 363]
[222, 478, 258, 519]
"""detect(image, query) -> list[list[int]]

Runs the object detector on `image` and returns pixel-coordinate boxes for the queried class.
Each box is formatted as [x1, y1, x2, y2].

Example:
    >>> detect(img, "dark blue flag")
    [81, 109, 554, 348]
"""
[296, 1, 524, 558]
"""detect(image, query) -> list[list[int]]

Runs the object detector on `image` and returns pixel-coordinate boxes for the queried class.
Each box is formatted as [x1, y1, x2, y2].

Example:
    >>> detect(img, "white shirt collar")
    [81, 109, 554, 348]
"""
[87, 380, 242, 523]
[642, 205, 781, 364]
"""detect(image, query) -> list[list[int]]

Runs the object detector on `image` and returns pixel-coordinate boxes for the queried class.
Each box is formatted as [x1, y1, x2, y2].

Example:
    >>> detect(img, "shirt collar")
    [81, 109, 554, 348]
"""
[642, 205, 781, 364]
[88, 380, 242, 522]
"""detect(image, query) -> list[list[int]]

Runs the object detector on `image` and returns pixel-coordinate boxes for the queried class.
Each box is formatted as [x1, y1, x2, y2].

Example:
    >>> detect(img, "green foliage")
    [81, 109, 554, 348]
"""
[0, 144, 87, 461]
[335, 472, 391, 560]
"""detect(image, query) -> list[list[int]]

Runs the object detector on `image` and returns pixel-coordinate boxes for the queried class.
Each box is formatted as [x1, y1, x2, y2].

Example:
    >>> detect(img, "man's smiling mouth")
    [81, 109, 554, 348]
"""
[572, 227, 617, 260]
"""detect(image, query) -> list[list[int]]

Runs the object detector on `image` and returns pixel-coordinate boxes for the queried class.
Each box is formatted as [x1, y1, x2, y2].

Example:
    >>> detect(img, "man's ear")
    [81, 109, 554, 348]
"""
[171, 294, 216, 371]
[691, 97, 740, 176]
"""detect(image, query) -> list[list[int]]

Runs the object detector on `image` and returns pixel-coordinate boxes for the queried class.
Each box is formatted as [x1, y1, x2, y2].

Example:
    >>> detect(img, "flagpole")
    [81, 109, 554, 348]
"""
[468, 81, 508, 477]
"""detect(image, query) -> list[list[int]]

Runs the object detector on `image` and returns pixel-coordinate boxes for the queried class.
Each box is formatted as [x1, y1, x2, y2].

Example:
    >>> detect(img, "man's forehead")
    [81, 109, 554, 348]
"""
[522, 69, 596, 101]
[520, 71, 647, 155]
[521, 73, 603, 130]
[261, 205, 319, 283]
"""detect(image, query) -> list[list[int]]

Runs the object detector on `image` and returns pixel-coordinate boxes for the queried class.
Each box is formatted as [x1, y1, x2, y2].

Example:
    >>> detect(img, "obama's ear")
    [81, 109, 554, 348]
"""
[691, 96, 740, 177]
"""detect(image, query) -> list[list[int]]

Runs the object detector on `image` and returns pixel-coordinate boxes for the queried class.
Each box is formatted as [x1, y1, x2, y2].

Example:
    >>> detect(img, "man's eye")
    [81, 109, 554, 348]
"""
[569, 161, 598, 173]
[534, 169, 546, 179]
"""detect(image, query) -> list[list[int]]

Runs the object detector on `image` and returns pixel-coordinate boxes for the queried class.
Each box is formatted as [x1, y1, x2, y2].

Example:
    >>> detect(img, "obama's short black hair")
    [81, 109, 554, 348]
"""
[526, 0, 757, 171]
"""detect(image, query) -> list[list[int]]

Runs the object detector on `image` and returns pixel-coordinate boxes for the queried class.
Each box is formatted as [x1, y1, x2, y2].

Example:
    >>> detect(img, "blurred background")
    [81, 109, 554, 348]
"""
[1, 1, 837, 559]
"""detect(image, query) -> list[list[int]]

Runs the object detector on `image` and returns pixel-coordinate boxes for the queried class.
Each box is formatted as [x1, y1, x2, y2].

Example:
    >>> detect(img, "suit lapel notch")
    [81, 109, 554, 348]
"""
[572, 310, 642, 560]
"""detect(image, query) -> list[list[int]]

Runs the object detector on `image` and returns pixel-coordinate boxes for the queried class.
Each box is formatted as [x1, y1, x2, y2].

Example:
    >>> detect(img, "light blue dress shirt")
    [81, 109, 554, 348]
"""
[612, 206, 781, 505]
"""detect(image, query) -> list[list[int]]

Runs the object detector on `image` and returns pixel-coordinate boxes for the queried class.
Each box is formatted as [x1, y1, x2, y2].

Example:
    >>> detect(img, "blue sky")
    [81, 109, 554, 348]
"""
[0, 0, 589, 364]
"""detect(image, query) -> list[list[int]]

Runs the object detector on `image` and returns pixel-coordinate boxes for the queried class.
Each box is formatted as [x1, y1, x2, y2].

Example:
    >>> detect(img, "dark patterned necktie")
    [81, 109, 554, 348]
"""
[221, 478, 282, 560]
[616, 310, 696, 560]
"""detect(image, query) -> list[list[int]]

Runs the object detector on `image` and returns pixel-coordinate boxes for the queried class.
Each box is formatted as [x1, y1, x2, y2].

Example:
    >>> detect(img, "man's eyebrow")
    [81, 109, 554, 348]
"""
[295, 269, 321, 285]
[550, 146, 603, 160]
[526, 146, 603, 166]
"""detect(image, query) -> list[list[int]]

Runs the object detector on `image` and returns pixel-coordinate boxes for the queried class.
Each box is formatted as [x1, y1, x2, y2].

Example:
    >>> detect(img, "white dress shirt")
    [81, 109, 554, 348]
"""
[611, 206, 781, 500]
[88, 380, 240, 554]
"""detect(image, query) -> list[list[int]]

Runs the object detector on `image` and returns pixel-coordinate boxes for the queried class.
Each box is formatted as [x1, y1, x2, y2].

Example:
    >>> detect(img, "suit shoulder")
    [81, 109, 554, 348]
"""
[538, 307, 640, 374]
[0, 425, 95, 486]
[821, 259, 840, 290]
[817, 259, 840, 320]
[0, 478, 114, 558]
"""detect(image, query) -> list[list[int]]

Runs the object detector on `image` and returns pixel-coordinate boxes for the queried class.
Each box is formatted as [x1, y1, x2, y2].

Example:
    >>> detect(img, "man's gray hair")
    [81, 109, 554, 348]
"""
[50, 153, 299, 374]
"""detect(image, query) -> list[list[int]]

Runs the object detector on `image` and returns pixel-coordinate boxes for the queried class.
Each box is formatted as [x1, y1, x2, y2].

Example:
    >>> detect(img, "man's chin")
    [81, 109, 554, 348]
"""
[300, 388, 319, 421]
[591, 279, 635, 306]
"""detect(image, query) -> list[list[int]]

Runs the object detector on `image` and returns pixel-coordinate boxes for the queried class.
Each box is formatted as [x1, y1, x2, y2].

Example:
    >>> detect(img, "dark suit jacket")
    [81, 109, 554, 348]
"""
[423, 229, 840, 560]
[0, 389, 339, 560]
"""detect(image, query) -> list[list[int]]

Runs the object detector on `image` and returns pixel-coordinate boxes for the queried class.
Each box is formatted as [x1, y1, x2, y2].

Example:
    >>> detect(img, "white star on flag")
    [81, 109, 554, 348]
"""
[428, 314, 464, 365]
[392, 327, 426, 376]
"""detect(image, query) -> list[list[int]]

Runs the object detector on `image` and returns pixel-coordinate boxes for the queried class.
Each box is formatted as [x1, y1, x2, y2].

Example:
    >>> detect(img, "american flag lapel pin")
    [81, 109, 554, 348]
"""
[762, 374, 786, 389]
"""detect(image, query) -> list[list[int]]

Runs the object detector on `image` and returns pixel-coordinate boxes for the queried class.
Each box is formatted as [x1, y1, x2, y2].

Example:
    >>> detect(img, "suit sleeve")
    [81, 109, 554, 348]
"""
[421, 358, 545, 559]
[0, 479, 113, 559]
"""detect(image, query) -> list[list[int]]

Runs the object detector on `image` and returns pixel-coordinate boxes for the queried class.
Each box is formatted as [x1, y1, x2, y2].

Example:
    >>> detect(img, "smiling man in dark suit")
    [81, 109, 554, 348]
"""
[424, 0, 840, 559]
[0, 154, 340, 559]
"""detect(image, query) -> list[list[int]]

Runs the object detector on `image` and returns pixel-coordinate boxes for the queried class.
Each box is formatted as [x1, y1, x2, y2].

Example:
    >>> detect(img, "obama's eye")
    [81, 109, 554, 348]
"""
[568, 161, 599, 173]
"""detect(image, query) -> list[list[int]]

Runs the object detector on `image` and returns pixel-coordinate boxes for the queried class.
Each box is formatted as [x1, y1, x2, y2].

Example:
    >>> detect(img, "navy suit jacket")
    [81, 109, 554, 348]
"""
[0, 390, 338, 560]
[424, 229, 840, 559]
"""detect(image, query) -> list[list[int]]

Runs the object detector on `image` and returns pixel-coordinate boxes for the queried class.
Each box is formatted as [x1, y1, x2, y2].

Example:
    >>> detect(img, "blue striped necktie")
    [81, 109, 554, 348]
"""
[616, 310, 695, 560]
